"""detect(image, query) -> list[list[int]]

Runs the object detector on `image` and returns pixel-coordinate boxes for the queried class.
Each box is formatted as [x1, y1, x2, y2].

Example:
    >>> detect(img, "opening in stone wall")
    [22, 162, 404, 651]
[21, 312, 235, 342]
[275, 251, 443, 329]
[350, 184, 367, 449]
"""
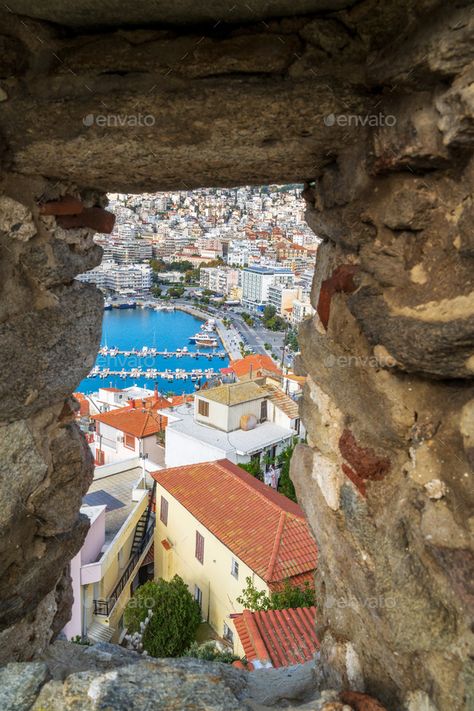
[64, 183, 322, 651]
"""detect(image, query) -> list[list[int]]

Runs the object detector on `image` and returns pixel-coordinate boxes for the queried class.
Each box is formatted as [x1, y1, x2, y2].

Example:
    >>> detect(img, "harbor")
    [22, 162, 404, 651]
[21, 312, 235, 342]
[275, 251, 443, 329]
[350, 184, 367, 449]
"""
[78, 308, 230, 394]
[97, 347, 226, 359]
[88, 367, 220, 381]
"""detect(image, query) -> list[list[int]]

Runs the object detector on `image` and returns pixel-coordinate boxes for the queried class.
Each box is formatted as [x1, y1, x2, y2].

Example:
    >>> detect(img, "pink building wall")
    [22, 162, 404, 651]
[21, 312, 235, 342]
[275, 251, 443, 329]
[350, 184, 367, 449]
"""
[63, 506, 106, 639]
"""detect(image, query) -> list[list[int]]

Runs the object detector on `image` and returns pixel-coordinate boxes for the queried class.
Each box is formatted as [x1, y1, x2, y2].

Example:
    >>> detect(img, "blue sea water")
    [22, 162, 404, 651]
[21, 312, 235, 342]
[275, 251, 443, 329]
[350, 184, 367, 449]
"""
[77, 308, 229, 395]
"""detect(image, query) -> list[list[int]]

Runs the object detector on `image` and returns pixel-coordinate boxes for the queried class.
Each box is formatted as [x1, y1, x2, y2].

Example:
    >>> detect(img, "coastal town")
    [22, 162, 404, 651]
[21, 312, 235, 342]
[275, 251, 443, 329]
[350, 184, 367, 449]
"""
[78, 185, 318, 323]
[67, 185, 321, 669]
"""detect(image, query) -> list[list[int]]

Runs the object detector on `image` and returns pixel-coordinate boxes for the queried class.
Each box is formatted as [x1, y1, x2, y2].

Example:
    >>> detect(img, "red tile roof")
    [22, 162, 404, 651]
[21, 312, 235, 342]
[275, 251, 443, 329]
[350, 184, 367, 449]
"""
[92, 395, 187, 438]
[229, 354, 282, 380]
[93, 407, 168, 438]
[152, 459, 317, 585]
[233, 607, 318, 668]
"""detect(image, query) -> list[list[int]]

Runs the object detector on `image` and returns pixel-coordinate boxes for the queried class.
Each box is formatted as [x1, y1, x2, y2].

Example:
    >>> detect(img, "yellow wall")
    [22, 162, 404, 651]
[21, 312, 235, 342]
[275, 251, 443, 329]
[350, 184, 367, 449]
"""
[154, 482, 269, 648]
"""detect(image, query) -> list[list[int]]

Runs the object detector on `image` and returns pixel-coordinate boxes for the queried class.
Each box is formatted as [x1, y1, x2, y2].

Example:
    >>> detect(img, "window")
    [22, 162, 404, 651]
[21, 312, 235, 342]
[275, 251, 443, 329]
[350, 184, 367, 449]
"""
[260, 399, 267, 422]
[195, 531, 204, 564]
[223, 623, 234, 644]
[295, 417, 301, 435]
[160, 496, 168, 526]
[231, 558, 239, 579]
[194, 585, 202, 609]
[124, 433, 136, 450]
[198, 399, 209, 417]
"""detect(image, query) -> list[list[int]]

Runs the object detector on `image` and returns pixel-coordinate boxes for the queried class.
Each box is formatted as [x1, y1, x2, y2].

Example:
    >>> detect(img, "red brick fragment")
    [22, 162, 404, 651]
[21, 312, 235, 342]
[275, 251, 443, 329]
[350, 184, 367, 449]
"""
[38, 195, 84, 216]
[57, 207, 116, 234]
[317, 281, 333, 331]
[342, 463, 366, 497]
[317, 264, 358, 329]
[339, 429, 390, 483]
[340, 691, 387, 711]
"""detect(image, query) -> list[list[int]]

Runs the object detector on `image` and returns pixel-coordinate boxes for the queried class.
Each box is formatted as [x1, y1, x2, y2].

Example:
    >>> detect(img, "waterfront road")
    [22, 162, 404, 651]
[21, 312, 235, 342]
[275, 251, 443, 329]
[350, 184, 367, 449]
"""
[157, 298, 292, 367]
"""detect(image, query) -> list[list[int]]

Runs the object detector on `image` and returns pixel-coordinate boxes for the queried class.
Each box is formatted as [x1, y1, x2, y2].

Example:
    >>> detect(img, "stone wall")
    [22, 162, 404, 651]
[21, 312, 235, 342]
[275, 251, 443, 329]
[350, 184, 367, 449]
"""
[0, 1, 472, 709]
[291, 7, 474, 709]
[0, 178, 104, 662]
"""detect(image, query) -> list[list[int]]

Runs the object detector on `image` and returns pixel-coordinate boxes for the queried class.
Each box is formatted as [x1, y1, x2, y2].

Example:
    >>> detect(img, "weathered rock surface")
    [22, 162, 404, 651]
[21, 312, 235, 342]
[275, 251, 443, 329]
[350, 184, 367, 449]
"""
[0, 641, 389, 710]
[0, 183, 102, 661]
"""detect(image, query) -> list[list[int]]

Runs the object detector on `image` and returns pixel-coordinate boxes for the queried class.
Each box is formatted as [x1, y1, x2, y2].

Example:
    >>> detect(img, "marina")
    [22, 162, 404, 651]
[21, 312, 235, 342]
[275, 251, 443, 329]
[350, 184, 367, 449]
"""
[78, 308, 229, 394]
[88, 366, 219, 381]
[98, 346, 226, 359]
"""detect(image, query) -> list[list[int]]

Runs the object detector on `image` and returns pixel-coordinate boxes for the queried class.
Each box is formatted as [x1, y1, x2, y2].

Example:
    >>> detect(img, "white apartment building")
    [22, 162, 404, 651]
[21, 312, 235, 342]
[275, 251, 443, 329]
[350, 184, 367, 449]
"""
[101, 237, 153, 264]
[78, 262, 153, 295]
[241, 266, 295, 313]
[291, 297, 315, 325]
[267, 284, 300, 317]
[199, 267, 240, 295]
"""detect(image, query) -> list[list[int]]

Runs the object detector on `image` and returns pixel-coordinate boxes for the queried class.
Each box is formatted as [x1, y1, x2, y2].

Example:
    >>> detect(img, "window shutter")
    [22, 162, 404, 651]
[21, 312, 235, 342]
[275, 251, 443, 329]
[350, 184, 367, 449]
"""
[160, 496, 168, 525]
[195, 531, 204, 564]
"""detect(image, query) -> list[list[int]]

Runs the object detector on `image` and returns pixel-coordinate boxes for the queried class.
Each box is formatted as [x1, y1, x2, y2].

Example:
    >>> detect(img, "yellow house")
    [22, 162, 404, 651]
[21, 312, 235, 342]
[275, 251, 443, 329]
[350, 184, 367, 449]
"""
[152, 459, 317, 650]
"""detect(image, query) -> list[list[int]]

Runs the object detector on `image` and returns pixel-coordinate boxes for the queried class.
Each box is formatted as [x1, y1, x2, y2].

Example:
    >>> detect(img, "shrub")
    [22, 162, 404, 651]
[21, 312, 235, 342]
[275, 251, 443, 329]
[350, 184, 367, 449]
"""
[184, 641, 238, 664]
[237, 576, 315, 612]
[124, 576, 201, 657]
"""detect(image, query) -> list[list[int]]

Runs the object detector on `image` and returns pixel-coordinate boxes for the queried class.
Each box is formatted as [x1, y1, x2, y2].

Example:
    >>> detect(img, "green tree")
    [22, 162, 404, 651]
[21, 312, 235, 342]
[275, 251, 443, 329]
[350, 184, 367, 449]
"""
[270, 579, 316, 610]
[263, 304, 277, 323]
[236, 577, 272, 611]
[124, 577, 201, 657]
[152, 285, 162, 298]
[237, 576, 315, 612]
[238, 458, 263, 480]
[150, 258, 167, 273]
[286, 328, 299, 352]
[172, 260, 194, 272]
[168, 286, 185, 298]
[277, 439, 298, 503]
[184, 268, 199, 284]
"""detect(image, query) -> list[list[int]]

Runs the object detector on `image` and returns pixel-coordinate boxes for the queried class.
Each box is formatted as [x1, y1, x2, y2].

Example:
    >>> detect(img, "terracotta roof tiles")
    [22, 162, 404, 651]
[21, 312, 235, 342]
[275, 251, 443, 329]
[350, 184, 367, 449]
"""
[233, 607, 318, 668]
[229, 354, 282, 380]
[152, 459, 317, 585]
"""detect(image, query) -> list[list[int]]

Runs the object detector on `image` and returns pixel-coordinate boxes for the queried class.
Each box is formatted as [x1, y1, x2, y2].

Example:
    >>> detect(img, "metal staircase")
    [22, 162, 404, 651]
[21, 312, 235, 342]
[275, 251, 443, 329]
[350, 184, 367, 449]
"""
[93, 482, 156, 617]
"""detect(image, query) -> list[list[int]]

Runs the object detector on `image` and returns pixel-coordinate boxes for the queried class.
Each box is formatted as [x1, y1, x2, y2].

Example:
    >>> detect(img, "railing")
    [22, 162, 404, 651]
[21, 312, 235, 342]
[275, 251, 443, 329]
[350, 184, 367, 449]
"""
[93, 520, 154, 617]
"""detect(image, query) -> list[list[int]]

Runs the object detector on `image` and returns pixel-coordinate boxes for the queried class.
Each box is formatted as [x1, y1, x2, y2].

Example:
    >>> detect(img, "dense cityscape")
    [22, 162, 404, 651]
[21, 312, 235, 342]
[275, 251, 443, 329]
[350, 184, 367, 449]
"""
[79, 185, 319, 329]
